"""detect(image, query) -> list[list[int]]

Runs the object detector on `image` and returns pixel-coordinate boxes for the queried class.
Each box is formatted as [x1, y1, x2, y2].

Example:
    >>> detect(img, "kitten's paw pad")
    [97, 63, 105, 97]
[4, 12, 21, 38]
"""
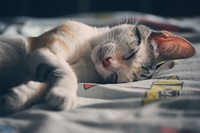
[45, 87, 77, 110]
[0, 91, 27, 112]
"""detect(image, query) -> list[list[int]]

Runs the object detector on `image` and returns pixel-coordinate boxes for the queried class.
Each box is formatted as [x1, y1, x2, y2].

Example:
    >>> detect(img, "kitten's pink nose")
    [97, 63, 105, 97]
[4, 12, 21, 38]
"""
[102, 57, 111, 68]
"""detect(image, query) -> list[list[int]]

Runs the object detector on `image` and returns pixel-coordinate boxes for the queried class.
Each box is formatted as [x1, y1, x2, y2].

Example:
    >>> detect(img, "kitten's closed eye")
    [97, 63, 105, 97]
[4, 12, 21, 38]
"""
[123, 47, 139, 60]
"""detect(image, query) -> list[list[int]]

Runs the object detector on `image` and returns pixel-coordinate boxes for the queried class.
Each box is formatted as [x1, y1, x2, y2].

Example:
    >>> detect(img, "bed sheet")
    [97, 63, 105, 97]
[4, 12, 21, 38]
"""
[0, 12, 200, 133]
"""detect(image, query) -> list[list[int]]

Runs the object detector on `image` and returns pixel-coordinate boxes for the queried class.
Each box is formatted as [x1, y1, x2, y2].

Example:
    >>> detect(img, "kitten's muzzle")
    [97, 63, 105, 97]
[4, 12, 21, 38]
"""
[100, 44, 114, 59]
[100, 44, 115, 68]
[106, 73, 118, 83]
[102, 57, 112, 68]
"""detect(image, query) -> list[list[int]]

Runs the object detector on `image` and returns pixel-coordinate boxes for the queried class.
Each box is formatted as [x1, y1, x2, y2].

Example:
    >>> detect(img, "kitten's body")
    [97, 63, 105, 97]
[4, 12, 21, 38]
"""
[0, 22, 106, 89]
[0, 21, 195, 113]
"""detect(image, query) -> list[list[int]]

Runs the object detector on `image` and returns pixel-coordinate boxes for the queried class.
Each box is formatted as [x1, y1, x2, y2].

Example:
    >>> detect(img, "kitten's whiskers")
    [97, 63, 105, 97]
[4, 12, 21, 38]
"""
[115, 29, 126, 45]
[125, 12, 129, 24]
[133, 13, 141, 26]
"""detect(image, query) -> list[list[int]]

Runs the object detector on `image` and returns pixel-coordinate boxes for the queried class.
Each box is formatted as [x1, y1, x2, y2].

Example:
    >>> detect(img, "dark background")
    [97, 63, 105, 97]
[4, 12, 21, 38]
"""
[0, 0, 200, 18]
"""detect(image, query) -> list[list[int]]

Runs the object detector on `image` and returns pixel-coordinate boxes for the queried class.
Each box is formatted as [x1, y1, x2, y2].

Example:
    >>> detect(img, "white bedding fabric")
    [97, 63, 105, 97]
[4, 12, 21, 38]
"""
[0, 12, 200, 133]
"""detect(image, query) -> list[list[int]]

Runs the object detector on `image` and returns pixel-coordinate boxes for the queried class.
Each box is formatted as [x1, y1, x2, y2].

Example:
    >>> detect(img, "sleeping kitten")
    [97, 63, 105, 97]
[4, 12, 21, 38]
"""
[0, 21, 195, 113]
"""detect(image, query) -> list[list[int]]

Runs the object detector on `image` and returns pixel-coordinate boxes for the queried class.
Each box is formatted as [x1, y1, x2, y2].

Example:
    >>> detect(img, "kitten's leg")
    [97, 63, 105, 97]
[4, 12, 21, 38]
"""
[0, 81, 47, 113]
[26, 49, 77, 110]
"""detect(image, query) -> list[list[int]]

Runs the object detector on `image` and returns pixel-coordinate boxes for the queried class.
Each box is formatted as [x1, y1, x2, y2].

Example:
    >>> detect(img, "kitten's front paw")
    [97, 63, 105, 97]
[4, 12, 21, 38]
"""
[0, 90, 28, 112]
[45, 87, 77, 110]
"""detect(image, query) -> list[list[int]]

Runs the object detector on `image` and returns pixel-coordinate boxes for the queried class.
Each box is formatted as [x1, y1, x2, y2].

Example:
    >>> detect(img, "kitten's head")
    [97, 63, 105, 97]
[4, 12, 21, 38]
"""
[91, 24, 195, 83]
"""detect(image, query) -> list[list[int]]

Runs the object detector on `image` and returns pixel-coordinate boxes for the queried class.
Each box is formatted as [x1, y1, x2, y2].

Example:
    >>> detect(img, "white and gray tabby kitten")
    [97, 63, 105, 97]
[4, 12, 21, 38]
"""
[0, 21, 195, 113]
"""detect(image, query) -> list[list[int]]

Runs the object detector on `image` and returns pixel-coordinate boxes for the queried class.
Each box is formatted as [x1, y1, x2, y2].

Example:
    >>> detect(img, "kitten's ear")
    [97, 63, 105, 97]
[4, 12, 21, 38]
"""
[150, 31, 195, 60]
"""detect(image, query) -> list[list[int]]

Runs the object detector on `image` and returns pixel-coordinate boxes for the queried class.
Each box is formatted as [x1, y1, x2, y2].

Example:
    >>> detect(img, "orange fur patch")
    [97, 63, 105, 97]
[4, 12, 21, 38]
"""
[36, 82, 48, 95]
[27, 25, 74, 55]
